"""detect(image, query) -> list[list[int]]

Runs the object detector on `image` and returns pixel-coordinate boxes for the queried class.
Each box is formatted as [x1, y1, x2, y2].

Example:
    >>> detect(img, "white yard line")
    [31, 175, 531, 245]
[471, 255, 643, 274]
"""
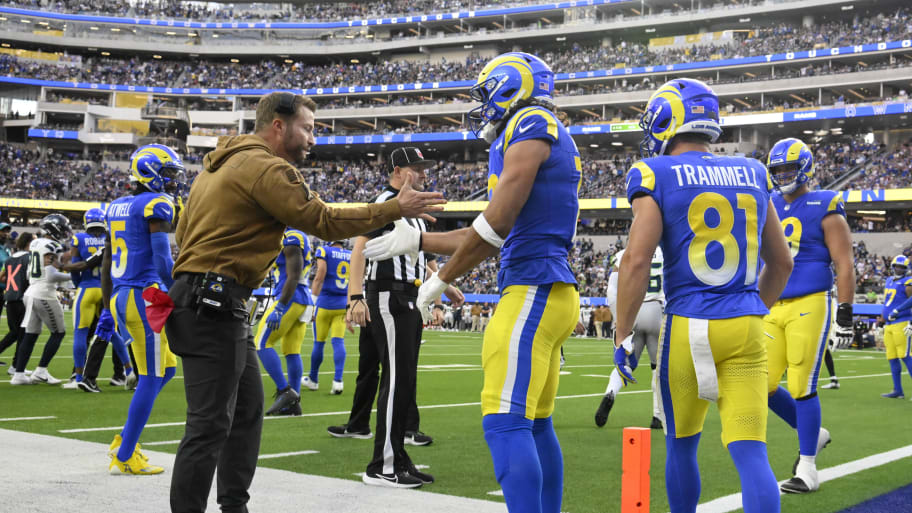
[0, 416, 56, 422]
[696, 444, 912, 513]
[258, 450, 319, 459]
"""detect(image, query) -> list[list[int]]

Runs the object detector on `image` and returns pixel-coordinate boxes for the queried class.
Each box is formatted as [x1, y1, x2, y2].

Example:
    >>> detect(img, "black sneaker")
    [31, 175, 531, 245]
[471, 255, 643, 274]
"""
[650, 416, 663, 430]
[277, 401, 303, 416]
[362, 470, 422, 489]
[327, 424, 373, 439]
[109, 375, 127, 387]
[408, 466, 435, 484]
[265, 386, 300, 416]
[404, 430, 433, 446]
[78, 379, 101, 393]
[594, 392, 615, 427]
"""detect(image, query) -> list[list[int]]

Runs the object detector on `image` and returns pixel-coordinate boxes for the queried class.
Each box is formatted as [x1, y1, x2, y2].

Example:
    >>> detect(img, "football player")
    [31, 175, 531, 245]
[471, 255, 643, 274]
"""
[10, 214, 73, 386]
[308, 240, 352, 395]
[61, 208, 135, 392]
[255, 228, 315, 415]
[764, 138, 854, 494]
[618, 78, 793, 513]
[879, 255, 912, 398]
[595, 246, 664, 429]
[366, 52, 580, 512]
[101, 144, 183, 474]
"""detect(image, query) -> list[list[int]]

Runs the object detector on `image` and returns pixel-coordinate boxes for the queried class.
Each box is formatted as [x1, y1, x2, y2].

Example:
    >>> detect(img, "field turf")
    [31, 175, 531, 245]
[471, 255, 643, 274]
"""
[1, 315, 911, 513]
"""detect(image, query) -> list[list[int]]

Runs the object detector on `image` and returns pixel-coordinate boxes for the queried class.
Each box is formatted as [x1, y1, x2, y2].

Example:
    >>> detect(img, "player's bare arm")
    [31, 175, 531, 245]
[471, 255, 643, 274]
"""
[277, 246, 302, 306]
[758, 201, 793, 308]
[347, 235, 369, 328]
[822, 213, 855, 303]
[311, 257, 327, 297]
[615, 195, 663, 342]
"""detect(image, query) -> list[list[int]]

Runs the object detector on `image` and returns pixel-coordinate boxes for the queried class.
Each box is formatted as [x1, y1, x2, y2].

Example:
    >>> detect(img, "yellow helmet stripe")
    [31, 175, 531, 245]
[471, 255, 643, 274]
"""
[786, 140, 806, 162]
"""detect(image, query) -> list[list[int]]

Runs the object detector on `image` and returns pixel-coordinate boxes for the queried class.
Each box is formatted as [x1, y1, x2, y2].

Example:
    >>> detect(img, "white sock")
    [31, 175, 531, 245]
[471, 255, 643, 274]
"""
[606, 369, 623, 396]
[798, 453, 817, 468]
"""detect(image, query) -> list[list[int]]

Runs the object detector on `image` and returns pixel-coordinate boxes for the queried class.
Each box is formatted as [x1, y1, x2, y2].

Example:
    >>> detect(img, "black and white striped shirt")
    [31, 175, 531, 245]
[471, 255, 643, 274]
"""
[365, 186, 435, 283]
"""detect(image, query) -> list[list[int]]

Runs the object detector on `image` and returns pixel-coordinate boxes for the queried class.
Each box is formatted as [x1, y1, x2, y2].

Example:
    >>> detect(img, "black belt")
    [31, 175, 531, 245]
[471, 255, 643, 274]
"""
[175, 272, 253, 301]
[366, 280, 420, 295]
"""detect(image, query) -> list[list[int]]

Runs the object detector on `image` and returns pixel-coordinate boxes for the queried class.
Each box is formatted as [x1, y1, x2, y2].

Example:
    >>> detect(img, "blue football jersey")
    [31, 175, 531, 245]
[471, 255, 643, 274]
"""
[70, 232, 105, 288]
[626, 151, 771, 319]
[315, 244, 351, 310]
[106, 192, 175, 290]
[773, 190, 845, 299]
[487, 105, 580, 290]
[275, 229, 314, 306]
[883, 275, 912, 324]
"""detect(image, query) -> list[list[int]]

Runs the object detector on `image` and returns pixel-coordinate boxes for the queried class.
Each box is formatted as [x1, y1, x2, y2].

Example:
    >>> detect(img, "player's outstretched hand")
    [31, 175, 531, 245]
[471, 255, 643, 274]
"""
[904, 323, 912, 339]
[444, 285, 465, 308]
[396, 173, 446, 223]
[417, 272, 449, 324]
[613, 332, 637, 385]
[95, 309, 115, 341]
[364, 219, 420, 261]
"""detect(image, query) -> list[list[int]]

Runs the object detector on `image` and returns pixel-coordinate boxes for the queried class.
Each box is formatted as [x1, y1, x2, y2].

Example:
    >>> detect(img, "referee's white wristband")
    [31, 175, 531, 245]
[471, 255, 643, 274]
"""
[472, 213, 505, 249]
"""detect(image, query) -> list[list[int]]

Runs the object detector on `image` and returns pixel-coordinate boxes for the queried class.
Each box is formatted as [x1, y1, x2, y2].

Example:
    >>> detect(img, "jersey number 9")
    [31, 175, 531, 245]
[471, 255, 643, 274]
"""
[335, 261, 350, 289]
[780, 217, 802, 258]
[687, 192, 759, 287]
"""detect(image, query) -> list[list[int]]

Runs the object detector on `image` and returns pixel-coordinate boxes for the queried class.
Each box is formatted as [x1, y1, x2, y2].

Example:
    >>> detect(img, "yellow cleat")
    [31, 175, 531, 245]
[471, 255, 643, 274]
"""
[109, 452, 164, 476]
[108, 434, 149, 462]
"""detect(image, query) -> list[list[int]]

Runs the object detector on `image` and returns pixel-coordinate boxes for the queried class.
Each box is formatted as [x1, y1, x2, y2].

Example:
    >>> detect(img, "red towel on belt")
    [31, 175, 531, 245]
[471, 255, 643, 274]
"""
[142, 287, 174, 333]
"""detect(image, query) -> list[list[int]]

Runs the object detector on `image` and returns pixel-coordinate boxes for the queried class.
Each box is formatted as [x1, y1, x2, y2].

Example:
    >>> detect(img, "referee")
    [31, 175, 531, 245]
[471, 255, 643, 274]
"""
[166, 94, 445, 513]
[345, 147, 462, 488]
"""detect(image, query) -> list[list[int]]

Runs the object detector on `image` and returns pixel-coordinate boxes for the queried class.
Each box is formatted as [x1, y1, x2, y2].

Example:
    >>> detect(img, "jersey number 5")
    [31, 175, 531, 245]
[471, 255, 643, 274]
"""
[110, 221, 129, 278]
[687, 192, 759, 286]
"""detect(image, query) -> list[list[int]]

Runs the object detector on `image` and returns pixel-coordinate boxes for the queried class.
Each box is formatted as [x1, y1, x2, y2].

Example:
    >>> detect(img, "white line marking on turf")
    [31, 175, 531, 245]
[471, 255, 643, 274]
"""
[696, 444, 912, 513]
[487, 490, 504, 496]
[0, 416, 56, 422]
[258, 450, 319, 459]
[582, 374, 612, 378]
[143, 440, 182, 446]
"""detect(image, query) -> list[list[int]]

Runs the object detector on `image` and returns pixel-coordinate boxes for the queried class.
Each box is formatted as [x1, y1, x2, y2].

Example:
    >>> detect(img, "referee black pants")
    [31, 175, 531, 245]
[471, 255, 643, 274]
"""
[167, 278, 263, 513]
[365, 290, 422, 475]
[0, 300, 25, 364]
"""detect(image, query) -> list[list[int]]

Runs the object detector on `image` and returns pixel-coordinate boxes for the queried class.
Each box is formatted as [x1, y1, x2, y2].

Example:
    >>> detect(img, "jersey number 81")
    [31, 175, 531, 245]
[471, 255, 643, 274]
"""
[687, 192, 759, 287]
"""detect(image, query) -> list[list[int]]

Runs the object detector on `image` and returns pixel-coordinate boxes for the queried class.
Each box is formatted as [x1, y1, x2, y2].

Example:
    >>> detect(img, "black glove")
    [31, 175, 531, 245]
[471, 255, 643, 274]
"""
[85, 247, 104, 268]
[833, 302, 853, 349]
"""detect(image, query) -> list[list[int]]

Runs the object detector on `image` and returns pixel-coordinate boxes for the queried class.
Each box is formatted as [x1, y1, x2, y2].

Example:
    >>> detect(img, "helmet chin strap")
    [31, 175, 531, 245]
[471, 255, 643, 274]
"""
[777, 180, 801, 195]
[480, 121, 501, 144]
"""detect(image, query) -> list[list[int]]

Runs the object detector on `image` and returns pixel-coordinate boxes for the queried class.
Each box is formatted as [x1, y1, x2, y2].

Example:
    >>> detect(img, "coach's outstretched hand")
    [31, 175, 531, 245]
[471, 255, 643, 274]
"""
[396, 173, 445, 223]
[364, 219, 420, 262]
[614, 333, 637, 385]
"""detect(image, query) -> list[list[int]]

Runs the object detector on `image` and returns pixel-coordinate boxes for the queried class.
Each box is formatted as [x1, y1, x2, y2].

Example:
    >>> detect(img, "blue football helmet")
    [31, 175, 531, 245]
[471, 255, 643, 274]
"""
[130, 144, 185, 194]
[83, 207, 106, 232]
[639, 78, 722, 158]
[892, 255, 909, 277]
[767, 138, 814, 194]
[468, 52, 554, 142]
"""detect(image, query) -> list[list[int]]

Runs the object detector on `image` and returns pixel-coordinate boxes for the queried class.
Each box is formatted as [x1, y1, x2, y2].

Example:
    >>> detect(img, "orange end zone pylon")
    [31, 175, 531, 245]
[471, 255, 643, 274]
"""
[621, 427, 651, 513]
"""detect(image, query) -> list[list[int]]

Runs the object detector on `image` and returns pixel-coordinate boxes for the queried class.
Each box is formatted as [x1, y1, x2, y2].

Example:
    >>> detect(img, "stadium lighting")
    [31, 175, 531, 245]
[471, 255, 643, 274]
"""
[366, 153, 376, 157]
[611, 142, 623, 146]
[0, 43, 9, 48]
[284, 59, 293, 64]
[590, 144, 599, 148]
[802, 130, 814, 134]
[857, 210, 886, 215]
[555, 37, 566, 41]
[89, 26, 98, 30]
[20, 19, 31, 23]
[351, 59, 359, 64]
[645, 28, 656, 33]
[101, 51, 110, 56]
[38, 21, 48, 26]
[464, 44, 474, 49]
[0, 16, 6, 20]
[212, 34, 219, 38]
[230, 58, 239, 63]
[739, 17, 751, 23]
[153, 54, 162, 59]
[166, 31, 176, 35]
[188, 32, 197, 37]
[111, 27, 120, 32]
[841, 5, 854, 10]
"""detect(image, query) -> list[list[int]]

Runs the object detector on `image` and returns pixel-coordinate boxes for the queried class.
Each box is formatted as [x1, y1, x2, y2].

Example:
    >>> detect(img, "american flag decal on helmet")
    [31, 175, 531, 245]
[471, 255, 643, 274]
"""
[691, 105, 705, 114]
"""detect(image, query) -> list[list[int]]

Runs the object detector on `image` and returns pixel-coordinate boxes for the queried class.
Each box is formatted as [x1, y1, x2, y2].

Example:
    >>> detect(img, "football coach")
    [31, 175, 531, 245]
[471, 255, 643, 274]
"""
[167, 92, 445, 513]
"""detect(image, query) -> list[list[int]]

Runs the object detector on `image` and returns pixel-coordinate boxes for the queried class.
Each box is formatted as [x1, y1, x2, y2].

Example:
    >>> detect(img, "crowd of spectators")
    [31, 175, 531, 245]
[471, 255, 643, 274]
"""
[3, 8, 909, 94]
[0, 144, 93, 200]
[842, 141, 912, 191]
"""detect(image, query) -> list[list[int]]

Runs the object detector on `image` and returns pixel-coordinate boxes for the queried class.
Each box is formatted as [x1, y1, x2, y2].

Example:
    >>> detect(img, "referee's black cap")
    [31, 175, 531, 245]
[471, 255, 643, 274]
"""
[390, 147, 435, 172]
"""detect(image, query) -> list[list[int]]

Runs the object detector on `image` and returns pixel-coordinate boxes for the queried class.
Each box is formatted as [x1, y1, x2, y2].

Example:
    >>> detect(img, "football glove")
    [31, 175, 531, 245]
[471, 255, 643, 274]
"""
[363, 219, 420, 262]
[85, 247, 104, 268]
[95, 309, 115, 341]
[833, 302, 854, 349]
[613, 333, 638, 385]
[904, 323, 912, 339]
[887, 309, 899, 322]
[266, 302, 288, 331]
[416, 272, 449, 324]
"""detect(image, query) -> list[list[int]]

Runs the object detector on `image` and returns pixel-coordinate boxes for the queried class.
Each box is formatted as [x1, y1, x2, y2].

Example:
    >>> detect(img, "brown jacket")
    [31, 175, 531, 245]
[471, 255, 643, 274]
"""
[174, 134, 400, 289]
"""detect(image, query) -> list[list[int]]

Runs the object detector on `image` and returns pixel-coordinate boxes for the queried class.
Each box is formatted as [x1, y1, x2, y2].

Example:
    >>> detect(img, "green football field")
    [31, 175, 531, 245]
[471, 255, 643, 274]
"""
[2, 314, 912, 513]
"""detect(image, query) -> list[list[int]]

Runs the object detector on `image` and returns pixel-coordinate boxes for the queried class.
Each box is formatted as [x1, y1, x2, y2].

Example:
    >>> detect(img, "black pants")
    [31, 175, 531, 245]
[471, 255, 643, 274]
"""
[364, 289, 423, 475]
[83, 337, 125, 382]
[167, 278, 263, 513]
[347, 313, 421, 434]
[0, 300, 25, 365]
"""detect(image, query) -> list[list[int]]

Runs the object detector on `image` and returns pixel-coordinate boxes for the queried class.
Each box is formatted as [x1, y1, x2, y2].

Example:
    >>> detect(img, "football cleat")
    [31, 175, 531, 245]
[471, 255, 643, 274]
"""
[265, 386, 300, 416]
[109, 452, 164, 476]
[650, 416, 664, 430]
[408, 465, 435, 484]
[821, 380, 839, 390]
[302, 376, 319, 391]
[276, 401, 302, 416]
[29, 367, 61, 385]
[327, 424, 373, 439]
[404, 431, 433, 446]
[109, 434, 150, 462]
[62, 379, 80, 390]
[10, 372, 33, 385]
[782, 455, 820, 495]
[362, 470, 423, 489]
[78, 379, 101, 393]
[331, 380, 344, 395]
[8, 366, 31, 376]
[881, 390, 905, 399]
[109, 375, 126, 387]
[792, 427, 831, 475]
[594, 392, 615, 427]
[125, 372, 138, 391]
